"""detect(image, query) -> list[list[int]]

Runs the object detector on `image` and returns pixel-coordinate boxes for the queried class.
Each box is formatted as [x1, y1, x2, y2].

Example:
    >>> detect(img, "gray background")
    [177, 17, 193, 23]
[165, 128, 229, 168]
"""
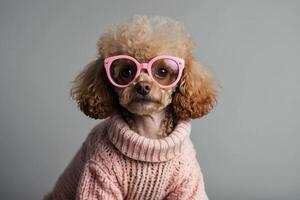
[0, 0, 299, 199]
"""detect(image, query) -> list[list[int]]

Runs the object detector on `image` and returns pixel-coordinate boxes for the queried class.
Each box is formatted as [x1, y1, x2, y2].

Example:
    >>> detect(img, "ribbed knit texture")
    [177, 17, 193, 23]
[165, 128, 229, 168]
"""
[47, 114, 209, 200]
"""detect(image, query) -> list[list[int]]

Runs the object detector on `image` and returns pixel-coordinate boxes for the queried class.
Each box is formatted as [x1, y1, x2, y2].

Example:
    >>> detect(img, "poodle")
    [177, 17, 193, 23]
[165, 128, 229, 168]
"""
[44, 15, 217, 200]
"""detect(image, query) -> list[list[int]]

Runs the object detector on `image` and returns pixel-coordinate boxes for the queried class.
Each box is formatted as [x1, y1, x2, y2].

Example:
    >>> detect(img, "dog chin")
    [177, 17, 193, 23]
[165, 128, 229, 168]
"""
[125, 99, 165, 115]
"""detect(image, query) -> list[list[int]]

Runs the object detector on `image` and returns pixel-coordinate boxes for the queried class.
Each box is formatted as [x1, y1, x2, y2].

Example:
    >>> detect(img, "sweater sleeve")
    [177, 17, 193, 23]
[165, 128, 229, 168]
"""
[44, 124, 102, 200]
[75, 160, 123, 200]
[45, 139, 88, 200]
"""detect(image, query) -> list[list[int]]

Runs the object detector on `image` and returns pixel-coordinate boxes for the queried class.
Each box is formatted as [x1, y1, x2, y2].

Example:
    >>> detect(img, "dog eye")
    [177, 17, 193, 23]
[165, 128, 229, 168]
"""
[155, 67, 168, 78]
[121, 66, 134, 78]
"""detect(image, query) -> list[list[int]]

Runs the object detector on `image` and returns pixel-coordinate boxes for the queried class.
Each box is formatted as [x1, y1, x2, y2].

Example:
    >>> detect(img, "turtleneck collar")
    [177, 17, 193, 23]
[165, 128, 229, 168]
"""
[106, 114, 191, 162]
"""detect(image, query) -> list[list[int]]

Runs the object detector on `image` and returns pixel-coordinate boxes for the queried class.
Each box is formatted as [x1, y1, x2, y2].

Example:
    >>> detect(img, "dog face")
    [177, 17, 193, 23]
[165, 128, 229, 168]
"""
[104, 54, 184, 115]
[113, 60, 177, 115]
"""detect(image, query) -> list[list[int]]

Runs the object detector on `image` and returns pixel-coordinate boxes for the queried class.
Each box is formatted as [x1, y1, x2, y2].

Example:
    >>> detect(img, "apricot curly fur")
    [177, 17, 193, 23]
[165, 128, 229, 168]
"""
[70, 58, 118, 119]
[172, 58, 218, 119]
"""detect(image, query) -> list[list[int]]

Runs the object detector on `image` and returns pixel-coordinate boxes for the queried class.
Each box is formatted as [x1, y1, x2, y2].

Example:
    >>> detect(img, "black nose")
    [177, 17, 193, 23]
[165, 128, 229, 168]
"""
[134, 82, 151, 95]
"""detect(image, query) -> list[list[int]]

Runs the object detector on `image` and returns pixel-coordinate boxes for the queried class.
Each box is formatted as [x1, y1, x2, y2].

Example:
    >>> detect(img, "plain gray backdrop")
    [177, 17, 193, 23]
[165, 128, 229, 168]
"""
[0, 0, 299, 199]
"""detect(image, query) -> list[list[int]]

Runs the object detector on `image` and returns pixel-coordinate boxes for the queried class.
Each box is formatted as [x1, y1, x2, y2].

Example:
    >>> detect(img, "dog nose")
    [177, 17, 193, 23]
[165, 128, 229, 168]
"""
[134, 82, 151, 95]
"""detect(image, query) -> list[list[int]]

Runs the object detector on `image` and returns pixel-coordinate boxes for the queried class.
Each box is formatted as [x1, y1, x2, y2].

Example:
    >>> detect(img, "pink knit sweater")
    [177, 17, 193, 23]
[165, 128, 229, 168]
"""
[47, 114, 209, 200]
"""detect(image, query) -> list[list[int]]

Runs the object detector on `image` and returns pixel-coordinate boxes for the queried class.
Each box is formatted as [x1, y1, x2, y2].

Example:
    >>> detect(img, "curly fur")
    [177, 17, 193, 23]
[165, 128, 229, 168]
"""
[70, 58, 119, 119]
[70, 15, 218, 120]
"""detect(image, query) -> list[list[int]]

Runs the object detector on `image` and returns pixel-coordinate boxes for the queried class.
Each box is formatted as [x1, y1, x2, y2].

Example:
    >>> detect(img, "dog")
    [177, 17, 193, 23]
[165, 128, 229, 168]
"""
[45, 15, 217, 200]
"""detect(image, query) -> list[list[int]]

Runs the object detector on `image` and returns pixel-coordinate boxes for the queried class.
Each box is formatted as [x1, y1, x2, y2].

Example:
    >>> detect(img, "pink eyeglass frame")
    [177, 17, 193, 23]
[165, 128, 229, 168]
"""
[104, 55, 185, 88]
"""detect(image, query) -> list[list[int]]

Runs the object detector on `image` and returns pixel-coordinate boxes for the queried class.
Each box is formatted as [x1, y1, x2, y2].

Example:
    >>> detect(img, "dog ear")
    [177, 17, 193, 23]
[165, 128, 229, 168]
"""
[172, 58, 218, 119]
[70, 58, 118, 119]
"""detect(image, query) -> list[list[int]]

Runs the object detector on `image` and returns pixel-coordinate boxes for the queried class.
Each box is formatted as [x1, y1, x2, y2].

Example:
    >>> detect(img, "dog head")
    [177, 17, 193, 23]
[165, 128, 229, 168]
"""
[70, 15, 217, 119]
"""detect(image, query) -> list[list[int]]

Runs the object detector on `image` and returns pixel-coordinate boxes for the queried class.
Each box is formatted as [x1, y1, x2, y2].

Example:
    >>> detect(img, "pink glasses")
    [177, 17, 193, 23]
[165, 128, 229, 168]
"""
[104, 55, 185, 88]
